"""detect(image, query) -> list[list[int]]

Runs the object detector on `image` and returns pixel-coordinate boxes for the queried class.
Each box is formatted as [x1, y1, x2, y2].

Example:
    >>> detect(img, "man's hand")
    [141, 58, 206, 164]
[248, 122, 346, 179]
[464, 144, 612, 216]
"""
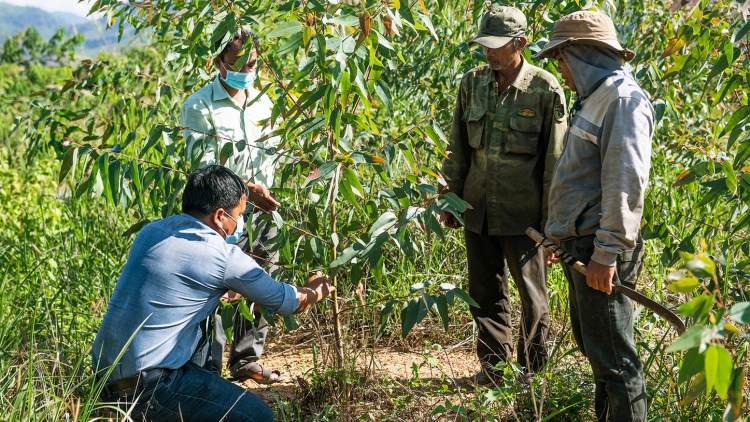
[247, 182, 280, 213]
[439, 211, 462, 229]
[544, 249, 560, 267]
[587, 260, 616, 294]
[220, 290, 242, 303]
[295, 271, 336, 313]
[303, 271, 335, 302]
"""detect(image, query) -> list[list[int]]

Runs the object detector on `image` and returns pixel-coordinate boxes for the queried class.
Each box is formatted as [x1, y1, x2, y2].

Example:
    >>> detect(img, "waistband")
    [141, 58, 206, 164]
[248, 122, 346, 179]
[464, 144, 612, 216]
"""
[102, 368, 171, 399]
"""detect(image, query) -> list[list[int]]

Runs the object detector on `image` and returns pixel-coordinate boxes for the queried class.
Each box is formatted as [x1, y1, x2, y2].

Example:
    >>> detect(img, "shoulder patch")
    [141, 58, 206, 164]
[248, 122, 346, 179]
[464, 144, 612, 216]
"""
[554, 103, 566, 122]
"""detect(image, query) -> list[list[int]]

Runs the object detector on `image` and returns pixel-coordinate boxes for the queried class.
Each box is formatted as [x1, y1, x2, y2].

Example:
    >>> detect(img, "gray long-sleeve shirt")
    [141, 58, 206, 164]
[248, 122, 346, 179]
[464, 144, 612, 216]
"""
[545, 72, 654, 266]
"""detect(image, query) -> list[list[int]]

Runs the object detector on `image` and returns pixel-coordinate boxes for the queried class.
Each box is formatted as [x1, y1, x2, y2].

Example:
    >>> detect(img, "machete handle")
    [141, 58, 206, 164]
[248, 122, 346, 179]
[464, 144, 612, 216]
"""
[525, 227, 588, 275]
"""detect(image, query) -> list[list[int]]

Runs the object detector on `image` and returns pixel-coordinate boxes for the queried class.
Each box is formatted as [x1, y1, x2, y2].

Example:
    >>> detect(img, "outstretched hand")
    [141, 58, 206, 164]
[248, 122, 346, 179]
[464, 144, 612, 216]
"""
[295, 271, 336, 313]
[247, 182, 280, 213]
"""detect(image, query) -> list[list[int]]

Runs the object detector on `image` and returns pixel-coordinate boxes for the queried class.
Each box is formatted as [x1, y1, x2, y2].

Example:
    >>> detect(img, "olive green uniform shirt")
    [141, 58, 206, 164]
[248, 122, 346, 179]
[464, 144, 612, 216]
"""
[442, 59, 567, 236]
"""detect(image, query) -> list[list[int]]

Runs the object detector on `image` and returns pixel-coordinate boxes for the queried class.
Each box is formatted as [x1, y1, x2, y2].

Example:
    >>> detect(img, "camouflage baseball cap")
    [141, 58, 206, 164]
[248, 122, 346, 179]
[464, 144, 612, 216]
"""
[470, 7, 527, 49]
[532, 11, 635, 61]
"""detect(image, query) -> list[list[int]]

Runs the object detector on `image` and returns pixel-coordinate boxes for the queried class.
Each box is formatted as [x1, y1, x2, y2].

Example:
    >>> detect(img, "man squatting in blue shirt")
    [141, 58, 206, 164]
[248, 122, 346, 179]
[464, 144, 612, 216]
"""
[92, 165, 335, 421]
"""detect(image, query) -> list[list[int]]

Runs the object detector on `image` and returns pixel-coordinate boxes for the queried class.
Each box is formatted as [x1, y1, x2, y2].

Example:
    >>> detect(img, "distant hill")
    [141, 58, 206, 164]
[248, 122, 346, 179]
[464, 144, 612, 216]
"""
[0, 2, 142, 57]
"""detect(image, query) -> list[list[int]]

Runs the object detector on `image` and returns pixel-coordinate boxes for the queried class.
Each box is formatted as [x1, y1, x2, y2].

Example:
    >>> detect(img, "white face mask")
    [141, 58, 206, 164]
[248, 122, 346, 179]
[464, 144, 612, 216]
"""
[220, 61, 256, 90]
[221, 213, 244, 244]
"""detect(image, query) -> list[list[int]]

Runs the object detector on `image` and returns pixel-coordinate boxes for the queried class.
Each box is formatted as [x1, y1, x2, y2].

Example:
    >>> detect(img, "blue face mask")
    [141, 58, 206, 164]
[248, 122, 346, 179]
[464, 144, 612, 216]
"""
[220, 61, 256, 91]
[221, 213, 244, 244]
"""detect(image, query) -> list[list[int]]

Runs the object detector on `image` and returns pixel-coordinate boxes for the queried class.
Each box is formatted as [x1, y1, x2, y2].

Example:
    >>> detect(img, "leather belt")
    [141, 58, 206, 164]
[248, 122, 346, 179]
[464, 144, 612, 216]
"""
[102, 368, 170, 398]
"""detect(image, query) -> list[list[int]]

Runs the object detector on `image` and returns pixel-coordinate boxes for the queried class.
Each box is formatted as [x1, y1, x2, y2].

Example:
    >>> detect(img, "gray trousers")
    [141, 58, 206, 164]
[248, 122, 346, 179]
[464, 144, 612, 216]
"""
[211, 211, 279, 376]
[560, 234, 647, 422]
[464, 219, 550, 374]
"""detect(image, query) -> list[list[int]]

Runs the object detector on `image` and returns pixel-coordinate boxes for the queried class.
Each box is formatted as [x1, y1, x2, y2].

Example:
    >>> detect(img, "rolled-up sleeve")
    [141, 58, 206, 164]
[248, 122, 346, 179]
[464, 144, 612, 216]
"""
[223, 247, 299, 316]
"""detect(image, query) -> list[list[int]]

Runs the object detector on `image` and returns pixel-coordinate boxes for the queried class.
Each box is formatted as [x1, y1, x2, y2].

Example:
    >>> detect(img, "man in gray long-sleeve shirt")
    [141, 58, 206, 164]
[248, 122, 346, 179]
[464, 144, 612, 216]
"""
[533, 11, 653, 422]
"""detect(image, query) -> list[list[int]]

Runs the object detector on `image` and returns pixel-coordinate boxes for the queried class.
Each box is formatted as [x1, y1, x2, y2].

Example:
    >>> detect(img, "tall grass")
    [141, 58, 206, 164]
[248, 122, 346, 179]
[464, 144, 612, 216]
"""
[0, 147, 738, 420]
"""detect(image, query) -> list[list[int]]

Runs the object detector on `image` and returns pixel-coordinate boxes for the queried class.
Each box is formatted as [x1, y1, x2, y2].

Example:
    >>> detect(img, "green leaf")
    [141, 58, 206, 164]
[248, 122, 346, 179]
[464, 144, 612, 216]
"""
[409, 282, 431, 292]
[679, 373, 706, 406]
[304, 161, 338, 187]
[661, 25, 693, 58]
[676, 294, 714, 323]
[447, 287, 479, 308]
[221, 305, 234, 331]
[726, 368, 745, 420]
[398, 0, 415, 25]
[343, 167, 364, 197]
[369, 211, 397, 237]
[678, 347, 704, 383]
[443, 192, 468, 213]
[720, 105, 750, 138]
[374, 79, 392, 110]
[731, 19, 750, 43]
[713, 74, 742, 106]
[728, 302, 750, 324]
[339, 179, 359, 208]
[673, 162, 710, 187]
[722, 161, 737, 193]
[706, 54, 729, 83]
[59, 147, 77, 184]
[439, 283, 455, 291]
[436, 294, 449, 331]
[267, 21, 303, 38]
[704, 345, 732, 398]
[238, 299, 255, 322]
[377, 299, 399, 340]
[668, 277, 700, 293]
[667, 325, 711, 352]
[685, 257, 716, 278]
[277, 32, 303, 55]
[417, 12, 438, 41]
[219, 141, 233, 166]
[123, 219, 150, 237]
[283, 314, 298, 331]
[401, 298, 419, 338]
[328, 14, 360, 26]
[329, 241, 364, 267]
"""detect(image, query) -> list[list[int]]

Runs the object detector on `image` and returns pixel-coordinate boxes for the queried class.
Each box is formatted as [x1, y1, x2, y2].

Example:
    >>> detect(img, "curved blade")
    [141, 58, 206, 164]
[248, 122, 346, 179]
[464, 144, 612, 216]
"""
[613, 285, 685, 334]
[525, 227, 686, 334]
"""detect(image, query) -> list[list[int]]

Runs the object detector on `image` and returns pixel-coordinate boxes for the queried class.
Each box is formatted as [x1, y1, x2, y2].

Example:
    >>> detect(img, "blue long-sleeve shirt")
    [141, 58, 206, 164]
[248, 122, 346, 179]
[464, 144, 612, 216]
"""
[92, 214, 298, 382]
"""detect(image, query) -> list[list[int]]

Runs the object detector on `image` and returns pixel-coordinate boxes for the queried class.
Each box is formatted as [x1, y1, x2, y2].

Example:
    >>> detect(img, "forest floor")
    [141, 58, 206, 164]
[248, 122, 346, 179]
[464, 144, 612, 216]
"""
[230, 323, 571, 421]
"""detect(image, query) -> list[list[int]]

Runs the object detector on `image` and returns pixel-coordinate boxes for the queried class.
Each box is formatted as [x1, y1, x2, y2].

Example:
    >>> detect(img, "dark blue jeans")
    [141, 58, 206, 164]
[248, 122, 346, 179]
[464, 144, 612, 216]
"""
[101, 361, 274, 422]
[560, 235, 647, 422]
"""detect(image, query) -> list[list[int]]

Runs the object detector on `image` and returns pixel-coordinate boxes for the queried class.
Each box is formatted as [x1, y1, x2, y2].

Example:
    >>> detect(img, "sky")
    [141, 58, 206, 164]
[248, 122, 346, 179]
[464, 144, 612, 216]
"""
[2, 0, 97, 17]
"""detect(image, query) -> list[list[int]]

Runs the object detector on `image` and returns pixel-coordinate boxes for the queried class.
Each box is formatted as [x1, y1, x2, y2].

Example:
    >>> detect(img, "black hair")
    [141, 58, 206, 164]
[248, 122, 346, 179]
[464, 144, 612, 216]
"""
[182, 165, 249, 217]
[215, 29, 260, 61]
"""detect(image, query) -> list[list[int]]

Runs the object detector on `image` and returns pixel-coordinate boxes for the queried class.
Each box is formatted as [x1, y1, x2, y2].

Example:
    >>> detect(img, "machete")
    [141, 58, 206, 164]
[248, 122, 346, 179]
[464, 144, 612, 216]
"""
[526, 227, 686, 334]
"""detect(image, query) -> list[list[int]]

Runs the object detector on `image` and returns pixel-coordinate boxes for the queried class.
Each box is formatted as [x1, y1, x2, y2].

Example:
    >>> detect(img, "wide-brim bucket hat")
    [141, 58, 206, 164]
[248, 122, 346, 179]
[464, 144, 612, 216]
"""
[470, 7, 527, 49]
[532, 11, 635, 61]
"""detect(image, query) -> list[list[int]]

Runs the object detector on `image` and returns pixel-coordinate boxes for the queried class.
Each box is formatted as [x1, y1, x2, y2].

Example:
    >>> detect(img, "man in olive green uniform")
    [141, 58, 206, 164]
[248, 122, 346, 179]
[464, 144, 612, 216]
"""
[440, 7, 567, 385]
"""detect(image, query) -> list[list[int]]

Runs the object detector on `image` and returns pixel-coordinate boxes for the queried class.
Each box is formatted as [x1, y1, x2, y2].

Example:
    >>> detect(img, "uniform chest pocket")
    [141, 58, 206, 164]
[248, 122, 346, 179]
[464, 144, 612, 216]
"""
[506, 115, 542, 155]
[463, 106, 487, 149]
